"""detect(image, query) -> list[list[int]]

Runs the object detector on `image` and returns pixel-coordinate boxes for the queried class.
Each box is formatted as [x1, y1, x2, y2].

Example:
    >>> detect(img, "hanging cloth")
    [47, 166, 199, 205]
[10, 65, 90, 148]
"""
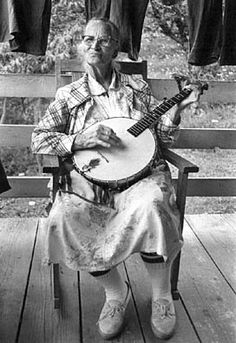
[220, 0, 236, 65]
[187, 0, 223, 66]
[85, 0, 149, 61]
[0, 0, 51, 56]
[187, 0, 236, 66]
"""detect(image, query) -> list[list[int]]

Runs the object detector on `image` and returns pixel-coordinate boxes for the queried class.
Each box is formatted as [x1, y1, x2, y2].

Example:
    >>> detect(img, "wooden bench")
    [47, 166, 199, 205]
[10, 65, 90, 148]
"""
[0, 61, 236, 304]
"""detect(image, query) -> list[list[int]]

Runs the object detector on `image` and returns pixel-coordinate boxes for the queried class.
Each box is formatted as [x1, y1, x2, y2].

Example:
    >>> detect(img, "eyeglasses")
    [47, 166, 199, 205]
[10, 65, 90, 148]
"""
[82, 35, 118, 48]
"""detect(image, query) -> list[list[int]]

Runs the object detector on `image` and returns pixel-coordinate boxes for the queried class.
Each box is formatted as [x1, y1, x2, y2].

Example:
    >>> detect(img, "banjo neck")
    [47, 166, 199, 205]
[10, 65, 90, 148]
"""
[127, 87, 192, 137]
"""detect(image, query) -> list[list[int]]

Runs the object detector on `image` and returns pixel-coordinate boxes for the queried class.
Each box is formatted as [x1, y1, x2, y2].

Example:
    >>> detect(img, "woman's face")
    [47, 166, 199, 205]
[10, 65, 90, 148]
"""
[82, 21, 118, 68]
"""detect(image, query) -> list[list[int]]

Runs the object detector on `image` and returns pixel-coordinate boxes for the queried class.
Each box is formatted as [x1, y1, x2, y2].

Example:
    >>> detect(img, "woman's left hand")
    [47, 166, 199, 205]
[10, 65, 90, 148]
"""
[171, 80, 208, 124]
[178, 83, 203, 111]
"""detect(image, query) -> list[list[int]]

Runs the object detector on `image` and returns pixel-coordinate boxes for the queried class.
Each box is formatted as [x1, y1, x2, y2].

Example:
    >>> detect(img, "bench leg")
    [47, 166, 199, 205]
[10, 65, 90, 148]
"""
[52, 263, 60, 309]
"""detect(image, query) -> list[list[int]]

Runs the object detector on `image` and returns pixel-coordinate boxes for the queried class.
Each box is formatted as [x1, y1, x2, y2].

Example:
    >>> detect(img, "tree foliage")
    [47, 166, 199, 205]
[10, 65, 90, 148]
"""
[150, 0, 188, 50]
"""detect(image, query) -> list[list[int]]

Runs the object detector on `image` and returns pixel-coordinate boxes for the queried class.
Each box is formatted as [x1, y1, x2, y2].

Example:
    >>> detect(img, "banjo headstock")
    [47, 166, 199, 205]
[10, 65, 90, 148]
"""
[172, 73, 208, 95]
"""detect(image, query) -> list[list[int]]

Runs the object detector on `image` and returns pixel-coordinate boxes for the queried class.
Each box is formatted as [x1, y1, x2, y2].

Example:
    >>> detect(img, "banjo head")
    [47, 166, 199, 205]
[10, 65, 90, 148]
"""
[73, 118, 157, 188]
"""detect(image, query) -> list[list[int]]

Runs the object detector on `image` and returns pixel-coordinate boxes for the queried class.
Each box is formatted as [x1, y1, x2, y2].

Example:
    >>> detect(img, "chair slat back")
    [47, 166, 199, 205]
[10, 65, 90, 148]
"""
[55, 57, 148, 88]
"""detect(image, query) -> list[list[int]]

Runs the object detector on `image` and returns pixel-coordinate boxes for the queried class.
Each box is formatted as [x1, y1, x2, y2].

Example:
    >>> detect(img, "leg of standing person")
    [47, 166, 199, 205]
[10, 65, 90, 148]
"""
[187, 0, 223, 66]
[220, 0, 236, 65]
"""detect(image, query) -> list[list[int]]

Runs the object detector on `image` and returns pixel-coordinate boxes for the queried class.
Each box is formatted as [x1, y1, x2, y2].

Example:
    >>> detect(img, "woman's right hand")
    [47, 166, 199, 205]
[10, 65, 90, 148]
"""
[72, 124, 122, 151]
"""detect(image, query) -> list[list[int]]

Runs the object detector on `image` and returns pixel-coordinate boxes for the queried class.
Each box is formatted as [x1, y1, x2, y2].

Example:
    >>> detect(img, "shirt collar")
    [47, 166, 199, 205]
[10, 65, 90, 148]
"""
[65, 71, 133, 110]
[88, 69, 120, 96]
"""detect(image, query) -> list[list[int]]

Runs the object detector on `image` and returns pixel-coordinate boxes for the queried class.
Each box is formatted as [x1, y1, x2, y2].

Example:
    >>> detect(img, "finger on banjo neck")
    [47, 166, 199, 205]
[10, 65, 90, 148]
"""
[171, 74, 208, 113]
[172, 73, 208, 95]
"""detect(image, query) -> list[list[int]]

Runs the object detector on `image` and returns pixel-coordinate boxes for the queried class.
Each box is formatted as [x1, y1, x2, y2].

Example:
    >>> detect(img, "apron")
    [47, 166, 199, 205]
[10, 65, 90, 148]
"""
[45, 161, 183, 272]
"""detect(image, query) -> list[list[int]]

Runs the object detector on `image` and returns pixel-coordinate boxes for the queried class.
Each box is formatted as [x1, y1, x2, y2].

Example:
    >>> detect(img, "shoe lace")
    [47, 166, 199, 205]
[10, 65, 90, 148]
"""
[153, 300, 175, 320]
[97, 303, 126, 324]
[97, 282, 130, 324]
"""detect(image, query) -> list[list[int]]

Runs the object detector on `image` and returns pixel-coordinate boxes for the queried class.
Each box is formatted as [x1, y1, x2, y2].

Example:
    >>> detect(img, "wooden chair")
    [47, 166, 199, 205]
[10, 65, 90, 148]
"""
[42, 57, 198, 308]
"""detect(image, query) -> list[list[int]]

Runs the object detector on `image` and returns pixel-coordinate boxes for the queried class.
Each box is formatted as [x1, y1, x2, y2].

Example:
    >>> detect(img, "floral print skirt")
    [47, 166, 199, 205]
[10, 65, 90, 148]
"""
[46, 162, 183, 272]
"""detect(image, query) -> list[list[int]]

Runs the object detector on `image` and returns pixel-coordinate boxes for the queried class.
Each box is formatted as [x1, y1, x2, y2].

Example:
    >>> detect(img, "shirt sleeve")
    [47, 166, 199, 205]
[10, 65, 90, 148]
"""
[31, 89, 77, 156]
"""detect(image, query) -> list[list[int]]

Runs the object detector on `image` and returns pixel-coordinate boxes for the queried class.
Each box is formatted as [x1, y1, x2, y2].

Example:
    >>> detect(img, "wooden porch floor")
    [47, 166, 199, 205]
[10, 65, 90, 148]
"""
[0, 214, 235, 343]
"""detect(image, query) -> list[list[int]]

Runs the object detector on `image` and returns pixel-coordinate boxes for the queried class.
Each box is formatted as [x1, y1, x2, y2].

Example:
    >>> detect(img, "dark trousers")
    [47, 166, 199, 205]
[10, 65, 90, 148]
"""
[187, 0, 236, 66]
[220, 0, 236, 65]
[0, 0, 51, 55]
[85, 0, 148, 60]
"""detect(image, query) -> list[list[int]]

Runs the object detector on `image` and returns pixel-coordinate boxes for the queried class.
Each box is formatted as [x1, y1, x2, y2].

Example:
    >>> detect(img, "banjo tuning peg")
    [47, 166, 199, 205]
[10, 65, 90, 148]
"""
[172, 74, 190, 91]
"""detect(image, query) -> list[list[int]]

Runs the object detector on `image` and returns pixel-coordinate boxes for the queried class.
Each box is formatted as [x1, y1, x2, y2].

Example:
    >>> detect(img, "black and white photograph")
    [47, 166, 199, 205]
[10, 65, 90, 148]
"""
[0, 1, 235, 342]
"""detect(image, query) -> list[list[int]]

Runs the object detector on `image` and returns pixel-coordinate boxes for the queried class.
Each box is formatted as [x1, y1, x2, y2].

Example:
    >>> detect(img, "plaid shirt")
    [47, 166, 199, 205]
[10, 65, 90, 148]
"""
[31, 71, 180, 157]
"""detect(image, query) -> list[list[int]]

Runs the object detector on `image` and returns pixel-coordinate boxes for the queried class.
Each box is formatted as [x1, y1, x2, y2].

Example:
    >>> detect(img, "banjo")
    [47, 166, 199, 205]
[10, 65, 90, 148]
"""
[73, 83, 208, 190]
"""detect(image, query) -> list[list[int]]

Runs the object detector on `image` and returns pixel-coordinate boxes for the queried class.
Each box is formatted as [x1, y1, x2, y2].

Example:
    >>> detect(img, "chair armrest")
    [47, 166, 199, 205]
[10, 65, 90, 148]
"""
[162, 148, 199, 174]
[40, 154, 60, 173]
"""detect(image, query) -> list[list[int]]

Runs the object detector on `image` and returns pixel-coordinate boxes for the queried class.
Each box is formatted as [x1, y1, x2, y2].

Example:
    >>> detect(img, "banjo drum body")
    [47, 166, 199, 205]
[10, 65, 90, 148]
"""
[73, 117, 157, 190]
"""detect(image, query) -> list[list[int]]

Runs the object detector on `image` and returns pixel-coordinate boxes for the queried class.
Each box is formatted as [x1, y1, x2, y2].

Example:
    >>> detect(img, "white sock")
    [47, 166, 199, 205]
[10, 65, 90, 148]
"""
[93, 267, 127, 302]
[144, 261, 172, 302]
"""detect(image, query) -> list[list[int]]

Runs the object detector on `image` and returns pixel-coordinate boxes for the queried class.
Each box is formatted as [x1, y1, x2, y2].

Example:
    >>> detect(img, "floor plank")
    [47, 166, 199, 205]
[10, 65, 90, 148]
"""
[18, 219, 81, 343]
[221, 213, 236, 233]
[0, 218, 38, 343]
[79, 264, 145, 343]
[124, 254, 200, 343]
[185, 214, 236, 290]
[179, 218, 236, 343]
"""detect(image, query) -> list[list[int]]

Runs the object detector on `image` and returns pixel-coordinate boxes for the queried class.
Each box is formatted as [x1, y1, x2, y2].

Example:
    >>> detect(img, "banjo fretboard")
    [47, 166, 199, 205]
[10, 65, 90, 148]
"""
[127, 88, 192, 137]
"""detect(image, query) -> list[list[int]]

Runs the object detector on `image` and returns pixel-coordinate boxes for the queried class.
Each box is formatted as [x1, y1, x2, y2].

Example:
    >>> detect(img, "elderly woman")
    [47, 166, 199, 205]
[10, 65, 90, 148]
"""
[32, 17, 199, 340]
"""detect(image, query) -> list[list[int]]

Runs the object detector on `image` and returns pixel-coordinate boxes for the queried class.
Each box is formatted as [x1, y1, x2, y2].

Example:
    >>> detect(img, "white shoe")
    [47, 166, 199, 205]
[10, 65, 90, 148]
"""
[151, 298, 176, 340]
[97, 282, 131, 340]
